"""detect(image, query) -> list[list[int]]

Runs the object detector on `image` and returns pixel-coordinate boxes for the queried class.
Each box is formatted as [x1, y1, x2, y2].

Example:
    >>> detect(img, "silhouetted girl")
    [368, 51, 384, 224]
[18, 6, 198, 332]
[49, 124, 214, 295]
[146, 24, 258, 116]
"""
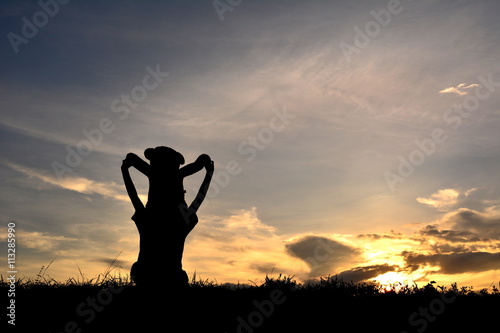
[121, 148, 213, 288]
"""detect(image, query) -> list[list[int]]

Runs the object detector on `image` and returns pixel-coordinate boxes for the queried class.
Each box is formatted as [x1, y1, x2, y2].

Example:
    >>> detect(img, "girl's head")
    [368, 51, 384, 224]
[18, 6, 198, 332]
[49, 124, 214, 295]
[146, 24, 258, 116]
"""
[144, 146, 184, 169]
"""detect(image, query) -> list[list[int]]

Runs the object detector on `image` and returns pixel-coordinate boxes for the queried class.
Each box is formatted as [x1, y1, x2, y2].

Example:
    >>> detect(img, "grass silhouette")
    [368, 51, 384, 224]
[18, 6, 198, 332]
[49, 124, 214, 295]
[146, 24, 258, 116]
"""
[2, 270, 499, 332]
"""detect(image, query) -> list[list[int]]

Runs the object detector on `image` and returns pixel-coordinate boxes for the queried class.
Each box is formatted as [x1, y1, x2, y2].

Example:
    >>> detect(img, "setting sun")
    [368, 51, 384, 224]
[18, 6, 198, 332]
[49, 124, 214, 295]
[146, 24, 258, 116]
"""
[372, 271, 414, 289]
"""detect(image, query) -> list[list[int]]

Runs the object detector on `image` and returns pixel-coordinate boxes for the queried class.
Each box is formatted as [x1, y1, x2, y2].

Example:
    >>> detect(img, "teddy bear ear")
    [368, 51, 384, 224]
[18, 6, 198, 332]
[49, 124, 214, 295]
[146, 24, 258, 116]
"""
[144, 148, 155, 160]
[177, 152, 185, 165]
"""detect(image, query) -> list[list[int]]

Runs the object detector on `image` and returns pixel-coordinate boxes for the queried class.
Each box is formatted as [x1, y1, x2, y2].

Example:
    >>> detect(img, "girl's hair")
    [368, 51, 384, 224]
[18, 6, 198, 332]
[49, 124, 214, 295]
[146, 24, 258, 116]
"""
[144, 146, 185, 165]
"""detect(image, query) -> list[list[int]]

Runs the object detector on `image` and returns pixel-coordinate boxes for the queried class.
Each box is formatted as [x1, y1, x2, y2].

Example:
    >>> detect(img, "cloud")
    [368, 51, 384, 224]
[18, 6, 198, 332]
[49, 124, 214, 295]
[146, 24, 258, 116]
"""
[91, 257, 126, 268]
[249, 263, 281, 274]
[12, 230, 78, 252]
[416, 188, 460, 210]
[4, 161, 136, 202]
[350, 191, 500, 282]
[429, 243, 473, 254]
[356, 232, 403, 240]
[416, 188, 486, 213]
[193, 207, 277, 243]
[285, 235, 360, 277]
[185, 209, 366, 283]
[446, 208, 500, 240]
[403, 251, 500, 274]
[418, 224, 487, 243]
[184, 208, 307, 282]
[403, 200, 500, 275]
[425, 207, 500, 242]
[439, 83, 479, 95]
[337, 264, 399, 282]
[416, 188, 500, 242]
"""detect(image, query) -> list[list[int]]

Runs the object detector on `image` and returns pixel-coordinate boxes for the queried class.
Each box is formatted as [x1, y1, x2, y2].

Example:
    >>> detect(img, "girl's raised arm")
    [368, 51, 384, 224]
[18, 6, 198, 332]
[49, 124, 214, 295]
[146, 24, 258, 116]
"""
[121, 159, 144, 212]
[189, 160, 214, 214]
[179, 154, 211, 178]
[126, 153, 151, 177]
[182, 160, 214, 233]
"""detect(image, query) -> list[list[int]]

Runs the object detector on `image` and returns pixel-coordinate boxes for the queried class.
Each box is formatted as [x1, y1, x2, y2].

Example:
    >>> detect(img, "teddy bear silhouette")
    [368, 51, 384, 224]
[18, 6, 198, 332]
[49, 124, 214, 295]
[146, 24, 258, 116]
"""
[121, 146, 213, 288]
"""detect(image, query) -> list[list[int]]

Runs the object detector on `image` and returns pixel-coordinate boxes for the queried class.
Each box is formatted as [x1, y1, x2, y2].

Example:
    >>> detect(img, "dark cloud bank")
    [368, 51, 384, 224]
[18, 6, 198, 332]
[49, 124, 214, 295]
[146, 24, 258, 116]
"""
[285, 235, 401, 282]
[283, 206, 500, 282]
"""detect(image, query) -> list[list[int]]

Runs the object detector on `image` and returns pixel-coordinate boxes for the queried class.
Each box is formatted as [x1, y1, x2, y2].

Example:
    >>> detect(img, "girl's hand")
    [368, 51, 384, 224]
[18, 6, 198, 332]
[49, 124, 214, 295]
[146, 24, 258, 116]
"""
[121, 159, 131, 170]
[197, 154, 211, 166]
[205, 160, 214, 173]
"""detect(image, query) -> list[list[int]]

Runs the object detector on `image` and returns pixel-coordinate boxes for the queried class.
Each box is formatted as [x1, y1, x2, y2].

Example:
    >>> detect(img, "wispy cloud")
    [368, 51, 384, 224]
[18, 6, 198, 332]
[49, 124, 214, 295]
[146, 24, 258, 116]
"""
[4, 161, 134, 202]
[17, 231, 78, 252]
[439, 83, 479, 95]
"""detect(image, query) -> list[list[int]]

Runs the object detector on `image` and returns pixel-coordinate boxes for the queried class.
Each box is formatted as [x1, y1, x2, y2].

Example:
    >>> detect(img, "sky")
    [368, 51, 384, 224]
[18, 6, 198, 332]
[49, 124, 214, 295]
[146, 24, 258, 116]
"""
[1, 0, 500, 289]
